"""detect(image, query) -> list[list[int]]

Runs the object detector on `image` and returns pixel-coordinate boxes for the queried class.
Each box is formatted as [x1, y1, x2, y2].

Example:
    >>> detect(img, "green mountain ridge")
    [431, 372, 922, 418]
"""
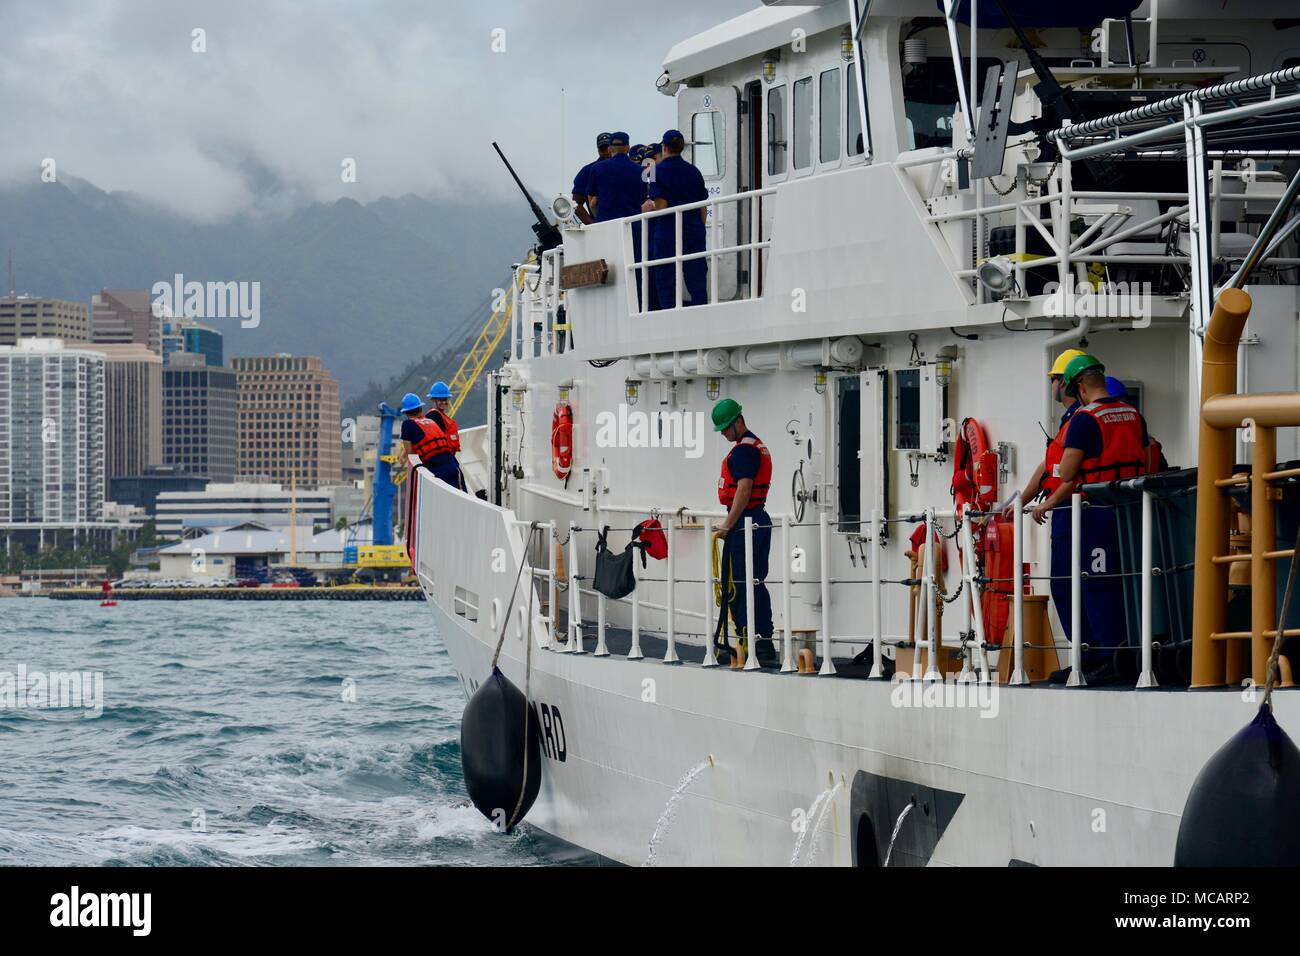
[0, 176, 534, 403]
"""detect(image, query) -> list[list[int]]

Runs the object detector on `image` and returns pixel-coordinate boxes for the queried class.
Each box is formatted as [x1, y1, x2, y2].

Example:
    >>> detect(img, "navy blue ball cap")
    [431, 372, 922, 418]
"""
[662, 129, 685, 147]
[609, 131, 630, 146]
[646, 142, 662, 156]
[596, 132, 613, 147]
[630, 144, 646, 160]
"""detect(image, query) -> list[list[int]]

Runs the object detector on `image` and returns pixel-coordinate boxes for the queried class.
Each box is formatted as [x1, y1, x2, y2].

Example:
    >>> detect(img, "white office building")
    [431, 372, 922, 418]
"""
[0, 339, 105, 527]
[154, 482, 335, 538]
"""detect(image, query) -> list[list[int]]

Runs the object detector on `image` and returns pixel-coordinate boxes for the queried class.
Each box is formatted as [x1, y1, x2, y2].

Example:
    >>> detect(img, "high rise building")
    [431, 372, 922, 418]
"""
[91, 289, 162, 355]
[233, 355, 342, 488]
[94, 343, 163, 482]
[161, 318, 223, 368]
[0, 296, 90, 346]
[162, 353, 238, 481]
[0, 339, 105, 525]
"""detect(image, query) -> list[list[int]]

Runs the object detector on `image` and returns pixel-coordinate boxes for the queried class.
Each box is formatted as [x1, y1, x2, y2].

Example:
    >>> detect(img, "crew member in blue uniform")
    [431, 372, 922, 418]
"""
[589, 132, 653, 309]
[571, 132, 611, 225]
[642, 129, 709, 309]
[1032, 354, 1151, 684]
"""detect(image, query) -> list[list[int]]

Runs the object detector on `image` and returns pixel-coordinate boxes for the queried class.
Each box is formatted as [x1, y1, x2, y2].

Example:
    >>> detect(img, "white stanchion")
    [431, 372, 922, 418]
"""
[744, 516, 759, 671]
[869, 509, 884, 679]
[568, 521, 584, 655]
[1010, 504, 1028, 686]
[702, 518, 718, 667]
[664, 521, 680, 663]
[819, 511, 835, 676]
[1138, 490, 1158, 688]
[1068, 494, 1085, 686]
[781, 516, 795, 673]
[923, 507, 940, 682]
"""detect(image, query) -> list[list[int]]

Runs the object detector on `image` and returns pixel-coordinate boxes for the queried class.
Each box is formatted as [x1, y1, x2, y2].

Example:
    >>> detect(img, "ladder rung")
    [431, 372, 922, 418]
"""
[1211, 628, 1300, 640]
[1264, 467, 1300, 482]
[1215, 475, 1249, 488]
[1211, 549, 1296, 564]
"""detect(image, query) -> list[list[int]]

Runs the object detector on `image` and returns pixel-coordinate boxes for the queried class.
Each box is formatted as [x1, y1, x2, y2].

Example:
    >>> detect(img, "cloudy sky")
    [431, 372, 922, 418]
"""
[1, 0, 755, 220]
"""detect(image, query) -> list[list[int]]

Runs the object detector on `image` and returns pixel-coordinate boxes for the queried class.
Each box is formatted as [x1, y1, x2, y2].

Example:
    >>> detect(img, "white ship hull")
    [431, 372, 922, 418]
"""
[414, 473, 1297, 867]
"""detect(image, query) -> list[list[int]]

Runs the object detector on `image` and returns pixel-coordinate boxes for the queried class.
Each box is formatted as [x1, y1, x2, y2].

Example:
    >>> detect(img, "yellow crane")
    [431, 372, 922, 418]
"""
[444, 254, 535, 417]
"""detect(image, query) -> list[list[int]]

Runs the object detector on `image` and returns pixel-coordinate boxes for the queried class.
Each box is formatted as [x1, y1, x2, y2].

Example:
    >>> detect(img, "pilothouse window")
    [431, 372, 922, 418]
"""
[793, 76, 812, 170]
[691, 110, 724, 178]
[767, 84, 787, 176]
[819, 68, 841, 164]
[901, 54, 1001, 150]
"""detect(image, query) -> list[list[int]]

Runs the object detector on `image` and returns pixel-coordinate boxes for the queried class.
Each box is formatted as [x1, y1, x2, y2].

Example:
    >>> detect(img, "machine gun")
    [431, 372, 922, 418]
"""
[989, 0, 1120, 184]
[492, 142, 563, 253]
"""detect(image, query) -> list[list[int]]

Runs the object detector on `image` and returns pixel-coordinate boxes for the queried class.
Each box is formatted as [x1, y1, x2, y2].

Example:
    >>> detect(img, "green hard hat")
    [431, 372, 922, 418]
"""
[711, 398, 742, 432]
[1062, 353, 1105, 398]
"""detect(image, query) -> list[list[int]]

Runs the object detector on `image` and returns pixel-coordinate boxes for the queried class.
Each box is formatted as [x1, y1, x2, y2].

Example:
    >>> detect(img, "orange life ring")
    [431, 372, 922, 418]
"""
[552, 402, 573, 481]
[951, 417, 998, 516]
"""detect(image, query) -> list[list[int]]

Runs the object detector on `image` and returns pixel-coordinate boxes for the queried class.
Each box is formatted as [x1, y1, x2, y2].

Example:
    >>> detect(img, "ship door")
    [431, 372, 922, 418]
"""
[678, 85, 740, 301]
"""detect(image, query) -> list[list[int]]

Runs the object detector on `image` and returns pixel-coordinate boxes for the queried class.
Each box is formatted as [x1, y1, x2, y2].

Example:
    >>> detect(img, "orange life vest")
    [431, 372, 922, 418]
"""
[432, 410, 460, 454]
[718, 433, 772, 509]
[1039, 406, 1076, 497]
[408, 415, 452, 462]
[1076, 398, 1149, 484]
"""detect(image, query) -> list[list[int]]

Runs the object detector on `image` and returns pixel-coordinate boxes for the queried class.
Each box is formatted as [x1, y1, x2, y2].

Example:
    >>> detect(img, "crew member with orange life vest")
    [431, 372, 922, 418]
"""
[1031, 354, 1150, 684]
[426, 380, 466, 491]
[398, 392, 462, 490]
[712, 398, 777, 668]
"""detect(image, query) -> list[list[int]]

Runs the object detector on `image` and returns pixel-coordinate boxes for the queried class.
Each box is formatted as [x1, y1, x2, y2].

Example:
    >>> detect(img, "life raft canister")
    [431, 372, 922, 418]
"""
[951, 417, 998, 515]
[552, 402, 574, 481]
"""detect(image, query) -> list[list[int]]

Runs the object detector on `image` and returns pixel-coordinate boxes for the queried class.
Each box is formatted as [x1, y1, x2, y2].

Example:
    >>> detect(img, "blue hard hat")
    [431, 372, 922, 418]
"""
[1105, 376, 1128, 399]
[400, 392, 423, 413]
[428, 381, 452, 400]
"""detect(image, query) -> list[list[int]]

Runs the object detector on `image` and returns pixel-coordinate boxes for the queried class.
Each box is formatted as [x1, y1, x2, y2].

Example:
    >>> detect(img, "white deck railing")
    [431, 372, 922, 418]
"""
[622, 186, 776, 315]
[487, 487, 1168, 689]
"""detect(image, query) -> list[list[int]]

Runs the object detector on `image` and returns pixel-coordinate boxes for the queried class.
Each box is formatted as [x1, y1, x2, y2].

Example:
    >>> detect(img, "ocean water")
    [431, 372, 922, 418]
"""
[0, 598, 570, 866]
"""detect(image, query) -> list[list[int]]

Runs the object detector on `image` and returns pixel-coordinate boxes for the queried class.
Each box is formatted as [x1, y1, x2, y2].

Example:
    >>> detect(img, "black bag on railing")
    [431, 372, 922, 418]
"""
[592, 526, 642, 601]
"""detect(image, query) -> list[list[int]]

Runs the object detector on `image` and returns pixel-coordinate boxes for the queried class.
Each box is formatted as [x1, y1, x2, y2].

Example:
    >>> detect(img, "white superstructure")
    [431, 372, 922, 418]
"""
[414, 1, 1300, 865]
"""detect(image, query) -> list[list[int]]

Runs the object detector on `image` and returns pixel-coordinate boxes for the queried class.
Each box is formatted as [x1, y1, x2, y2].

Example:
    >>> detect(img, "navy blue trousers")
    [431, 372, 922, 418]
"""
[1050, 505, 1125, 663]
[650, 231, 708, 309]
[724, 508, 773, 638]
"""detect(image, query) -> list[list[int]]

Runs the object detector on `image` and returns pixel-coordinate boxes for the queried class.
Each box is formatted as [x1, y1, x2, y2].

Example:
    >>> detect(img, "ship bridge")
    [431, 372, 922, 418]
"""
[509, 0, 1300, 375]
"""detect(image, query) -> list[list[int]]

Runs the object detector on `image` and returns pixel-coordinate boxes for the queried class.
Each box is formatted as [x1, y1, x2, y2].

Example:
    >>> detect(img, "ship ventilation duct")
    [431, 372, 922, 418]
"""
[629, 338, 865, 379]
[731, 336, 865, 374]
[631, 348, 731, 379]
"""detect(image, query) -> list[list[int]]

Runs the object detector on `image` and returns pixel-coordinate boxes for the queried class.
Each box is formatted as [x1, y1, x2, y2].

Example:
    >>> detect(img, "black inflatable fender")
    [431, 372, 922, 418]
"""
[460, 667, 543, 833]
[1175, 703, 1300, 866]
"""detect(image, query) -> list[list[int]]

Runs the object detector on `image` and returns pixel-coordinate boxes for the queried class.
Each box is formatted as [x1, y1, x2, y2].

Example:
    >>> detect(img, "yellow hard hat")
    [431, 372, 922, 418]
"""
[1049, 348, 1086, 378]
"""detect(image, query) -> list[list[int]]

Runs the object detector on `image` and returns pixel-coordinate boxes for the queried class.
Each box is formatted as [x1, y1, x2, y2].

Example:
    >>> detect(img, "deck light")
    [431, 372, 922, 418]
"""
[625, 381, 640, 406]
[706, 377, 721, 400]
[814, 370, 827, 395]
[841, 28, 854, 62]
[552, 196, 575, 224]
[935, 345, 958, 388]
[977, 256, 1015, 296]
[763, 50, 779, 83]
